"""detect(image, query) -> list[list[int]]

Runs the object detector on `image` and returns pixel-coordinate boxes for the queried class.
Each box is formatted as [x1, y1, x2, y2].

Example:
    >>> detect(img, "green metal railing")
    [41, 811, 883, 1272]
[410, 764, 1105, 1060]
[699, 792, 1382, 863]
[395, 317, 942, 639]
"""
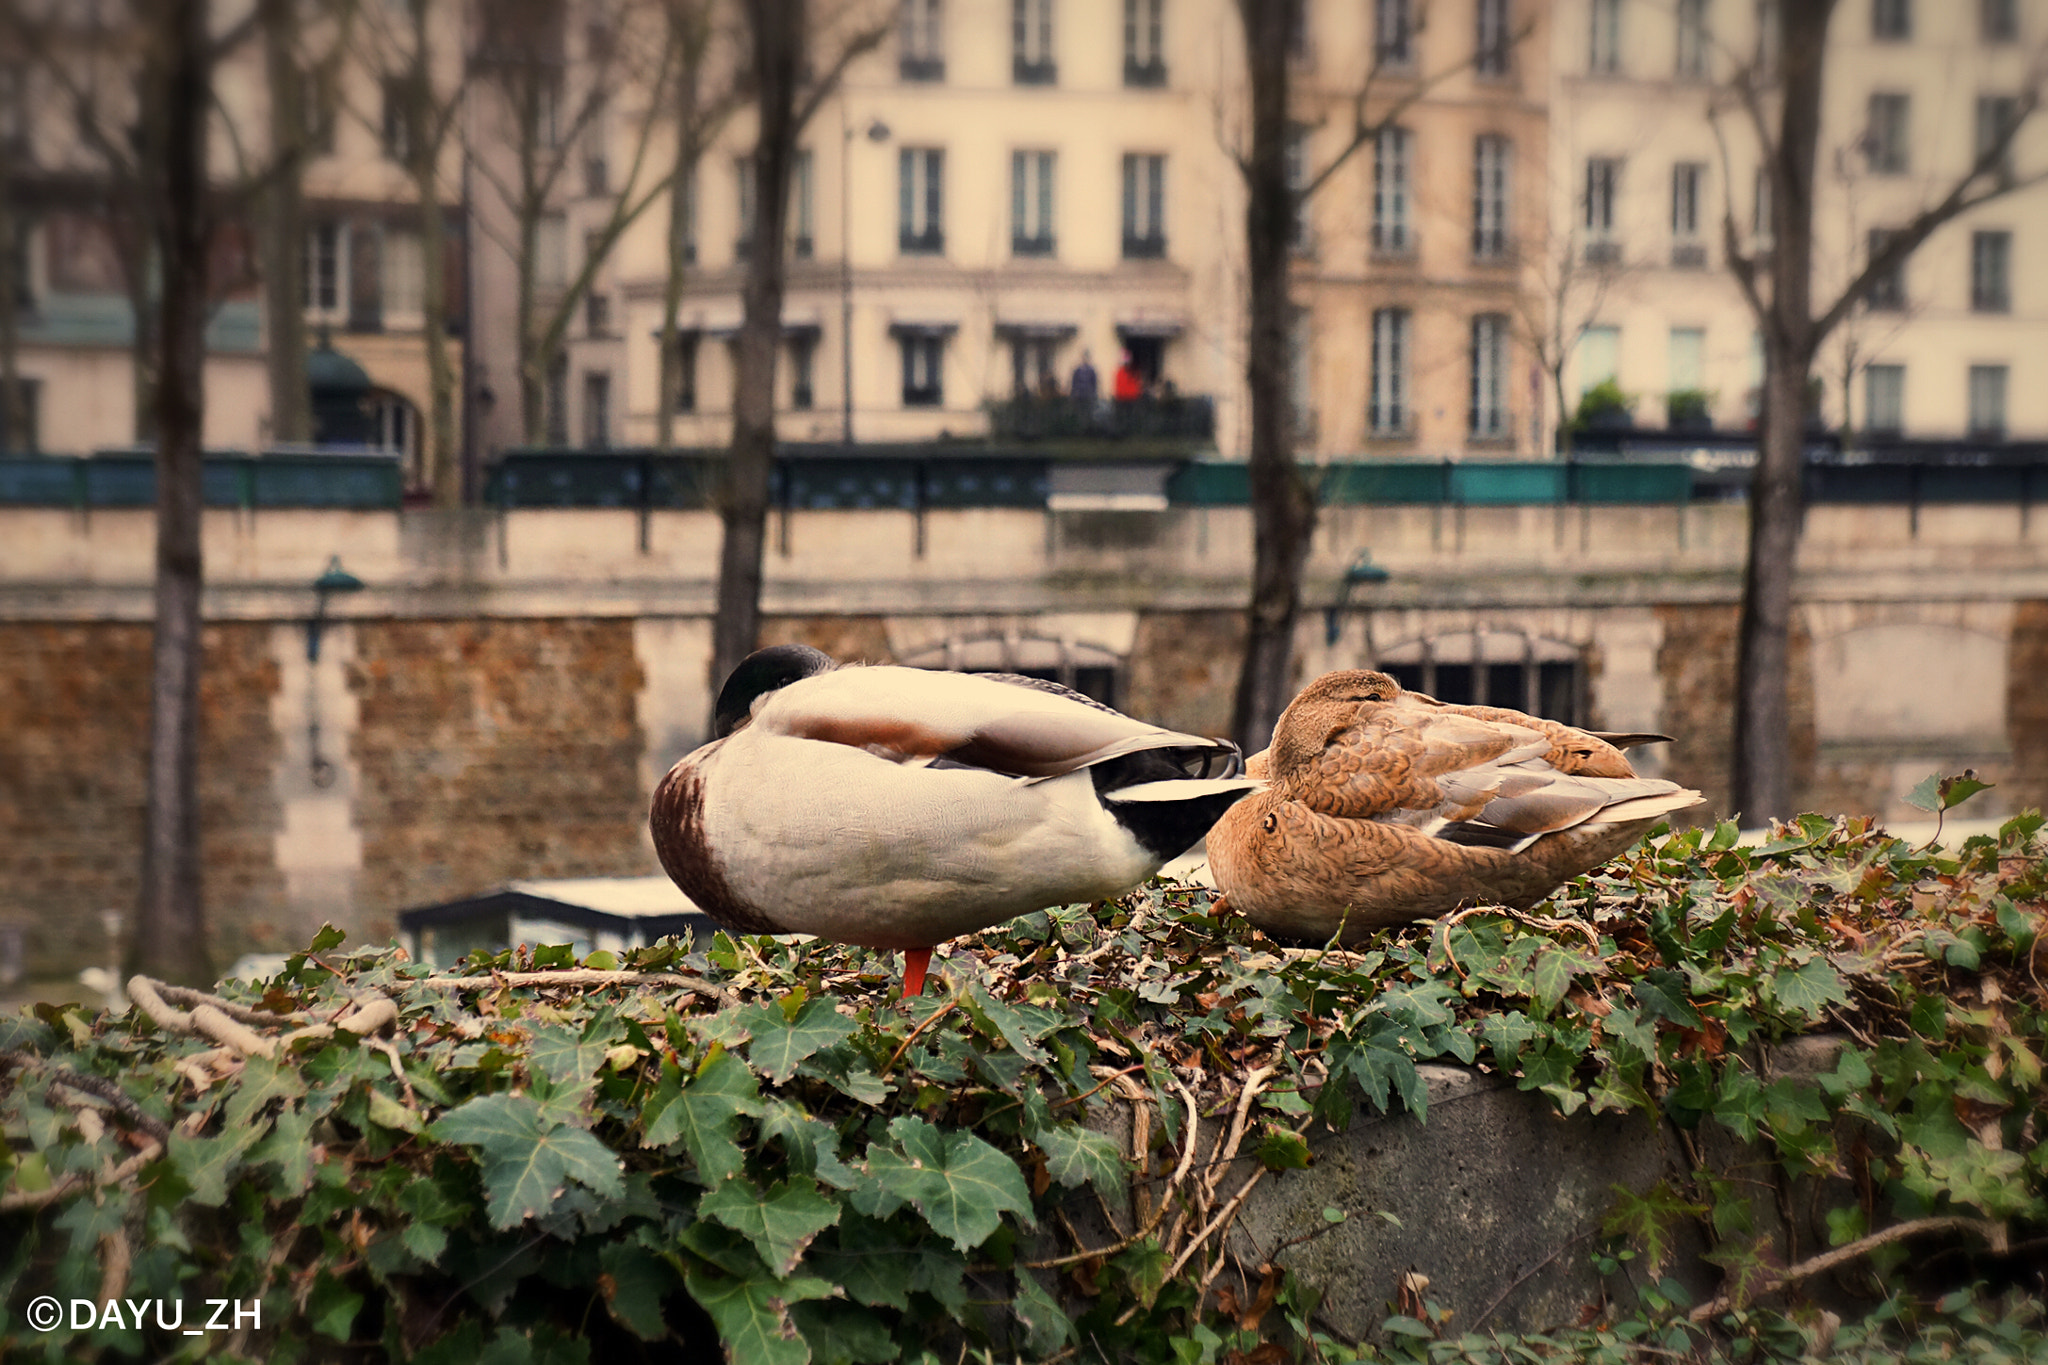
[0, 451, 403, 509]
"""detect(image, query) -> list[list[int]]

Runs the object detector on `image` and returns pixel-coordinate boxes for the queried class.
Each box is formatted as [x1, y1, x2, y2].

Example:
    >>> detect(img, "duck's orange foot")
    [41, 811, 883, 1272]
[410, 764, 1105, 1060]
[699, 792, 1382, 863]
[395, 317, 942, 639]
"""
[901, 947, 933, 998]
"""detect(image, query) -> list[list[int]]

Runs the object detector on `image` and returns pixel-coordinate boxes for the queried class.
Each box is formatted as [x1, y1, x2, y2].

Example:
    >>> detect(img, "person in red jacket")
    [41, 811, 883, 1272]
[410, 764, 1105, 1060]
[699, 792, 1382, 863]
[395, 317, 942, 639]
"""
[1113, 350, 1143, 401]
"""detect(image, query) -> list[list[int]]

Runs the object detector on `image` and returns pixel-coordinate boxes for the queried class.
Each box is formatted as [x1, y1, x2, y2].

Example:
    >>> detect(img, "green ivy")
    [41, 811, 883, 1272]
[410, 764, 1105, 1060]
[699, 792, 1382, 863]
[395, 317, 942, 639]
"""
[3, 809, 2046, 1362]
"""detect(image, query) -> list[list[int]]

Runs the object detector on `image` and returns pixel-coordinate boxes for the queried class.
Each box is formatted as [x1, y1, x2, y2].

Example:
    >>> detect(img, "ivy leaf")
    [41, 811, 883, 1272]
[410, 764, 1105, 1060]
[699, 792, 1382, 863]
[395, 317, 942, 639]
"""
[598, 1238, 676, 1341]
[222, 1054, 307, 1132]
[1029, 1120, 1123, 1193]
[1770, 958, 1849, 1020]
[700, 1176, 842, 1277]
[248, 1104, 316, 1197]
[1904, 771, 1994, 813]
[747, 1001, 857, 1085]
[1256, 1126, 1311, 1171]
[863, 1117, 1033, 1252]
[1531, 947, 1593, 1016]
[1632, 970, 1703, 1029]
[429, 1093, 624, 1229]
[642, 1048, 761, 1185]
[791, 1300, 898, 1365]
[1112, 1238, 1171, 1309]
[167, 1125, 261, 1208]
[1012, 1270, 1074, 1355]
[683, 1265, 835, 1365]
[308, 1270, 363, 1342]
[527, 1020, 620, 1092]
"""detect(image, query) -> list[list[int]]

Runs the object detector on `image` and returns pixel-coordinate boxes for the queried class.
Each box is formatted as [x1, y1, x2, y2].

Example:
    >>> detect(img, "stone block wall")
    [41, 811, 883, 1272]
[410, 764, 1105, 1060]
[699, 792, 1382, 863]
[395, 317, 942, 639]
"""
[1653, 604, 1817, 822]
[2005, 600, 2048, 816]
[347, 619, 649, 926]
[0, 622, 284, 978]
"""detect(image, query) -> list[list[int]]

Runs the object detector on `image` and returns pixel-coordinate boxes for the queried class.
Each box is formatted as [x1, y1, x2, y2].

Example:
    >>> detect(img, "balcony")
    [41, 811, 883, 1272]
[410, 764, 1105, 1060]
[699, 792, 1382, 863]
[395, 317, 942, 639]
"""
[899, 55, 944, 82]
[1584, 239, 1623, 266]
[1123, 58, 1167, 87]
[1121, 234, 1167, 261]
[899, 226, 945, 256]
[1671, 242, 1708, 269]
[1012, 234, 1056, 258]
[1013, 57, 1057, 85]
[988, 394, 1215, 443]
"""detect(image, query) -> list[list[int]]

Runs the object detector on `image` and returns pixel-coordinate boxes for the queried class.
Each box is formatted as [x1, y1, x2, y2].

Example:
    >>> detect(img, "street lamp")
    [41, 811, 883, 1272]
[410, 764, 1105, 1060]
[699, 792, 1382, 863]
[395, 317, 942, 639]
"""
[841, 112, 891, 445]
[1324, 551, 1391, 647]
[306, 555, 364, 663]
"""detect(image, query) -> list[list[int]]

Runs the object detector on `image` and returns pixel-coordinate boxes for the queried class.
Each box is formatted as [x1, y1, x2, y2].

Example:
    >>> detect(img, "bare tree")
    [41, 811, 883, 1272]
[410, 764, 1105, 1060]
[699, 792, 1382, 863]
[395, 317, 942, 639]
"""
[708, 0, 891, 692]
[1228, 0, 1533, 749]
[345, 0, 466, 501]
[0, 48, 26, 451]
[134, 0, 216, 986]
[1716, 0, 2047, 820]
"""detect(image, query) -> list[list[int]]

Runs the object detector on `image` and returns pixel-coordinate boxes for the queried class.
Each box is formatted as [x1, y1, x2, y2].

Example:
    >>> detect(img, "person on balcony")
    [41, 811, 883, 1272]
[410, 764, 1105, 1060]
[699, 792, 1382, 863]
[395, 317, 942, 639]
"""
[1113, 350, 1143, 402]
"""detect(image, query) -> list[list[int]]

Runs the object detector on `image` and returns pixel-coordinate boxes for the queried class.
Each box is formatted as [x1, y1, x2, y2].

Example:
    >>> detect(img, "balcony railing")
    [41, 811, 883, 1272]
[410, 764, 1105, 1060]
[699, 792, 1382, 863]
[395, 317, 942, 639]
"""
[1013, 57, 1057, 84]
[899, 226, 945, 255]
[1123, 58, 1167, 87]
[988, 394, 1215, 442]
[1120, 234, 1167, 260]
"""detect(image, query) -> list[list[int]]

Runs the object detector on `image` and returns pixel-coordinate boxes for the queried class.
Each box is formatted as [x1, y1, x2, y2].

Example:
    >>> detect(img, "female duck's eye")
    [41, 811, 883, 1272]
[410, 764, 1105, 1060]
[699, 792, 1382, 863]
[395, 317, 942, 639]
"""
[1262, 812, 1279, 834]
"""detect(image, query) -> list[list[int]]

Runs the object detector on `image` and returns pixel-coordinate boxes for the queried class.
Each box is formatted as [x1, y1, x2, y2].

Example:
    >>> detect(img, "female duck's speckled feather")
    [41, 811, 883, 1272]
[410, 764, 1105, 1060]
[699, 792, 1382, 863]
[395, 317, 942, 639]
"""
[1209, 670, 1702, 945]
[650, 646, 1260, 987]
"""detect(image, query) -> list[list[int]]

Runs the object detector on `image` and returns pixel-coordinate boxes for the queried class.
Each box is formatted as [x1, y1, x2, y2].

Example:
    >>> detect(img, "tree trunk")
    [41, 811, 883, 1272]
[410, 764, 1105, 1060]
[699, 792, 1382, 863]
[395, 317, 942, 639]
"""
[406, 0, 458, 505]
[710, 0, 803, 695]
[1731, 0, 1830, 823]
[0, 144, 24, 450]
[134, 0, 214, 987]
[260, 0, 311, 446]
[1229, 0, 1318, 752]
[656, 69, 697, 454]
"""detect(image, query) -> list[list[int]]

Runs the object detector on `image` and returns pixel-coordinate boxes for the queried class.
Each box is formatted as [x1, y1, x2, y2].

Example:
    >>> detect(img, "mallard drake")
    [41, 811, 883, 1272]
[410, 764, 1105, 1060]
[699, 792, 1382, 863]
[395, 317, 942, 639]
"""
[1207, 669, 1703, 945]
[650, 645, 1262, 994]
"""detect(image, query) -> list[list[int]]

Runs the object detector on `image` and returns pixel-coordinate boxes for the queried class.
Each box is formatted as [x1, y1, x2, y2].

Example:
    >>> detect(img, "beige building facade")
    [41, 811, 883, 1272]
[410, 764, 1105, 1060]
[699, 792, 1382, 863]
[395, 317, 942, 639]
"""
[1549, 0, 2048, 440]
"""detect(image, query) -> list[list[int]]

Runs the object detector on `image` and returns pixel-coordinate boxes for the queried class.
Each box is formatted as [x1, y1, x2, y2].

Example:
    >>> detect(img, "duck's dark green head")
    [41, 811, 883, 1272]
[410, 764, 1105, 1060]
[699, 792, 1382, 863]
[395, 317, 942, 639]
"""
[714, 644, 837, 736]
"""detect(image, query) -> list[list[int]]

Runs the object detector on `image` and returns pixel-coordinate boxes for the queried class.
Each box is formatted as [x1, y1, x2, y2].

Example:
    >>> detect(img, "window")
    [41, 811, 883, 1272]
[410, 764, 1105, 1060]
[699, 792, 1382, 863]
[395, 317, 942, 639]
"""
[1470, 314, 1509, 439]
[583, 371, 610, 448]
[1968, 364, 2007, 438]
[536, 76, 562, 148]
[736, 156, 756, 259]
[545, 353, 568, 445]
[382, 228, 424, 328]
[1369, 307, 1410, 435]
[305, 68, 337, 156]
[1579, 325, 1620, 393]
[1872, 0, 1911, 39]
[1475, 0, 1511, 76]
[901, 0, 944, 80]
[1286, 127, 1313, 251]
[1864, 364, 1904, 434]
[1864, 228, 1904, 309]
[1675, 0, 1709, 76]
[1012, 150, 1056, 256]
[1865, 93, 1910, 174]
[1584, 157, 1620, 260]
[1376, 0, 1414, 65]
[674, 333, 698, 413]
[791, 149, 814, 258]
[1124, 0, 1166, 85]
[1672, 169, 1708, 267]
[1011, 336, 1059, 396]
[790, 334, 815, 409]
[1288, 308, 1314, 438]
[585, 290, 611, 336]
[899, 148, 944, 254]
[679, 166, 697, 265]
[380, 78, 414, 162]
[1972, 230, 2012, 312]
[1013, 0, 1056, 84]
[1753, 166, 1774, 245]
[1376, 632, 1584, 724]
[901, 333, 945, 406]
[583, 106, 608, 196]
[1473, 135, 1512, 260]
[1589, 0, 1622, 73]
[303, 221, 347, 321]
[536, 212, 568, 289]
[1668, 327, 1706, 425]
[1982, 0, 2018, 41]
[1373, 127, 1412, 253]
[0, 376, 40, 452]
[1122, 153, 1166, 258]
[1977, 95, 2019, 179]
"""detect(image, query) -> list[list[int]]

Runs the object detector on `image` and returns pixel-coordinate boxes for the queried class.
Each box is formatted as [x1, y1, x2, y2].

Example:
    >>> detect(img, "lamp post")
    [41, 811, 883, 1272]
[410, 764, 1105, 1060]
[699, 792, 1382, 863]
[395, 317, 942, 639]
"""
[306, 555, 365, 663]
[1324, 551, 1391, 647]
[840, 111, 890, 446]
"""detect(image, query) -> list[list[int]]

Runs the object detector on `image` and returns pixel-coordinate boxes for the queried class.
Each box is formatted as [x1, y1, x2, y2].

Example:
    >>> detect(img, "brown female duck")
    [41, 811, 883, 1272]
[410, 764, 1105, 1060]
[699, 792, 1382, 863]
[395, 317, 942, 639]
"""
[1207, 670, 1703, 945]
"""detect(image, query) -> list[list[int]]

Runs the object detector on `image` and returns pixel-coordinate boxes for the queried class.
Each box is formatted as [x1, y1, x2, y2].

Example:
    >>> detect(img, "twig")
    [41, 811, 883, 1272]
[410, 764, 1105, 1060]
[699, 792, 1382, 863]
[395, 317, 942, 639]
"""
[151, 982, 312, 1027]
[0, 1140, 164, 1213]
[1057, 1064, 1147, 1111]
[1686, 1216, 2008, 1323]
[128, 976, 278, 1058]
[1021, 1078, 1201, 1271]
[881, 998, 961, 1078]
[0, 1053, 173, 1144]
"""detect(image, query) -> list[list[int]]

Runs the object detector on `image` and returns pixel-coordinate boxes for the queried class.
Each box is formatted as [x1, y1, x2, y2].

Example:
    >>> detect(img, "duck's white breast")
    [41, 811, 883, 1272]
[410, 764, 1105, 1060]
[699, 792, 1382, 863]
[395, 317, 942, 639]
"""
[699, 732, 1159, 948]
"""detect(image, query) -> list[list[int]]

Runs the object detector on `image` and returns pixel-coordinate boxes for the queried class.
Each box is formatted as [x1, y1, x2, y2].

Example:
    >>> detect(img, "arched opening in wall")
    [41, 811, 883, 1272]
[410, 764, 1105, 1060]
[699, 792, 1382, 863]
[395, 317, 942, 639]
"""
[1375, 630, 1585, 724]
[898, 634, 1124, 708]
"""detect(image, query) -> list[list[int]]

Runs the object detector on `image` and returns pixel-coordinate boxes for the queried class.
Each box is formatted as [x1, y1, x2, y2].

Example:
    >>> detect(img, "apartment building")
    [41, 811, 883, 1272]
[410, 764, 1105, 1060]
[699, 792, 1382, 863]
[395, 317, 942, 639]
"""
[1550, 0, 2048, 441]
[0, 4, 465, 490]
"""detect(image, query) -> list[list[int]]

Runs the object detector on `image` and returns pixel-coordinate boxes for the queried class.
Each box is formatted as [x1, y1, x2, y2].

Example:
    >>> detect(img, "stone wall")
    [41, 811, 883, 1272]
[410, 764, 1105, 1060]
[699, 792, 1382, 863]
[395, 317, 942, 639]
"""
[347, 619, 649, 929]
[0, 622, 284, 978]
[1653, 604, 1817, 822]
[2006, 600, 2048, 816]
